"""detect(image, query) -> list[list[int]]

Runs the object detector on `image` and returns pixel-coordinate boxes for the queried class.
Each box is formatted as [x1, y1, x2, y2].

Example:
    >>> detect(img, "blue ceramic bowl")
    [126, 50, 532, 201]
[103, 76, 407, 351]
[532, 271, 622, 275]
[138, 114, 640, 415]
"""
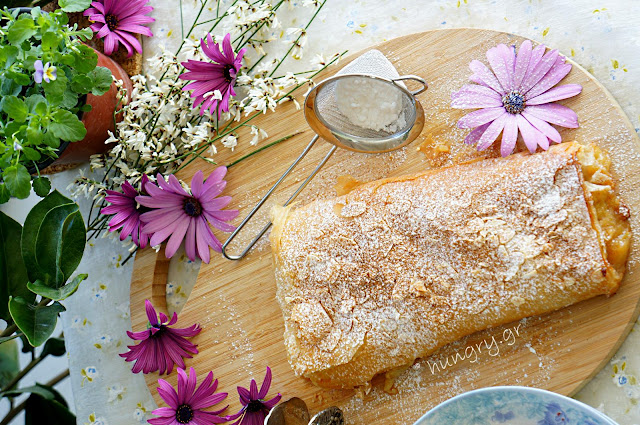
[413, 386, 618, 425]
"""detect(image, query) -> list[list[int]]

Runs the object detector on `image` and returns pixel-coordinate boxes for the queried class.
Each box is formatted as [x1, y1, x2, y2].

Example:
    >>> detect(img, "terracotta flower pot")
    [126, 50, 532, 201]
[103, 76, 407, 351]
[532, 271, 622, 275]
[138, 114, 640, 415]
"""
[51, 48, 133, 165]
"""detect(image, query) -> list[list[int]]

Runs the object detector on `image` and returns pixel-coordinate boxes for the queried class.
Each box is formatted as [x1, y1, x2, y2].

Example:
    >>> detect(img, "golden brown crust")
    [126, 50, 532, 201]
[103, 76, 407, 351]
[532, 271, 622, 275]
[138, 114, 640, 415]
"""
[270, 142, 630, 389]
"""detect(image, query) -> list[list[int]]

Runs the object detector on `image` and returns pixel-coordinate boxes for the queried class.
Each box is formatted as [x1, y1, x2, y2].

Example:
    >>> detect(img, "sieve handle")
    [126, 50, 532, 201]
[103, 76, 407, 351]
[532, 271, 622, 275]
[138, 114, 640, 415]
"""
[221, 136, 337, 260]
[392, 75, 428, 96]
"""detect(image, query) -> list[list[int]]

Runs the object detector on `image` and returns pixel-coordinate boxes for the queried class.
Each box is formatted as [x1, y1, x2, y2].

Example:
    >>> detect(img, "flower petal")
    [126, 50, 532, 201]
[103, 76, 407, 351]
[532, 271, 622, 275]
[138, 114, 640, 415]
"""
[456, 107, 506, 129]
[195, 218, 214, 262]
[516, 114, 547, 153]
[463, 122, 491, 145]
[521, 111, 562, 144]
[512, 40, 532, 91]
[486, 44, 514, 92]
[525, 56, 572, 99]
[249, 379, 259, 400]
[451, 85, 503, 109]
[145, 300, 158, 324]
[476, 114, 507, 151]
[500, 114, 519, 157]
[258, 367, 272, 399]
[521, 49, 559, 94]
[191, 170, 204, 197]
[165, 216, 190, 258]
[526, 84, 582, 105]
[468, 59, 504, 93]
[523, 104, 579, 128]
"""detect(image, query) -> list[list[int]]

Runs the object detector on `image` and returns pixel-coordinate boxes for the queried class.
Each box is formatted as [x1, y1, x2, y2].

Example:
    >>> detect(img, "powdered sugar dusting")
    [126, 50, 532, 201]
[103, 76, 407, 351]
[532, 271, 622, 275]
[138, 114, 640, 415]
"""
[272, 145, 615, 391]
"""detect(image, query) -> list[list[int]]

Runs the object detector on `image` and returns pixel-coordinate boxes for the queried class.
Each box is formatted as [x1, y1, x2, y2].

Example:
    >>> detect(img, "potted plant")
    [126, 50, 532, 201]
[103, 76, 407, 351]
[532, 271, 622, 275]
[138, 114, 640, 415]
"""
[0, 6, 131, 203]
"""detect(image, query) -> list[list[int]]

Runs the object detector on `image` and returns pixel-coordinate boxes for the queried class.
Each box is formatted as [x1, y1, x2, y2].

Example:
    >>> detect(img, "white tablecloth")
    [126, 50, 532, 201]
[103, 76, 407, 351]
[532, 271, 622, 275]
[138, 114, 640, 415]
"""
[4, 1, 640, 424]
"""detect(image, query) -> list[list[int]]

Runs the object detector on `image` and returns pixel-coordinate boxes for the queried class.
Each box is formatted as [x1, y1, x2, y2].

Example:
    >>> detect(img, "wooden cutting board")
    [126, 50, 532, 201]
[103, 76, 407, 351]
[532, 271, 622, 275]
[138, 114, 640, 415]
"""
[130, 28, 640, 424]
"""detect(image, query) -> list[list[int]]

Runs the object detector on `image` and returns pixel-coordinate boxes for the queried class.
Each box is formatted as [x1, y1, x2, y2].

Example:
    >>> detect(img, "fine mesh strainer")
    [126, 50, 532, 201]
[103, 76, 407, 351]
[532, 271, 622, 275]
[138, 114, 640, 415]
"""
[221, 51, 427, 260]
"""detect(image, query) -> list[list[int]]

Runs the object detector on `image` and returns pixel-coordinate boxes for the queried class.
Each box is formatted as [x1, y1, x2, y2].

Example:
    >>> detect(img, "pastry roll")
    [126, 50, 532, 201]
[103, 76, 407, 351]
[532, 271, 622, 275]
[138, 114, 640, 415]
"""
[270, 142, 631, 389]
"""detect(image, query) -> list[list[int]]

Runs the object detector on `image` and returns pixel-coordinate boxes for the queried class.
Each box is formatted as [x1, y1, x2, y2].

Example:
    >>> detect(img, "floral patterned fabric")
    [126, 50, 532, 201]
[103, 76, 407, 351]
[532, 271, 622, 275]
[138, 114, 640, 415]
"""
[3, 1, 637, 424]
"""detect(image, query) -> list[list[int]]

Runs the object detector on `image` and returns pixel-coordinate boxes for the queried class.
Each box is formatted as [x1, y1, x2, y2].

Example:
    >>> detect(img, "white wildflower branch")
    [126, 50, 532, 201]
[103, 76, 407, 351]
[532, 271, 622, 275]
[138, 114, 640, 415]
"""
[76, 0, 340, 238]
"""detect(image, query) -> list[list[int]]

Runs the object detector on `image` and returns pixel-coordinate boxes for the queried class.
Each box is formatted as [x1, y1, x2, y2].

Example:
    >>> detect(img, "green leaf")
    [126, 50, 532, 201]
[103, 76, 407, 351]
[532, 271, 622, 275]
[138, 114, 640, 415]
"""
[3, 164, 31, 199]
[60, 89, 80, 110]
[59, 54, 75, 67]
[41, 31, 62, 52]
[7, 18, 36, 45]
[22, 147, 41, 161]
[89, 66, 113, 96]
[0, 184, 10, 204]
[37, 209, 86, 287]
[27, 126, 45, 145]
[25, 388, 75, 425]
[41, 337, 66, 357]
[72, 44, 97, 74]
[8, 297, 65, 347]
[0, 339, 19, 388]
[58, 0, 92, 12]
[43, 72, 68, 106]
[21, 191, 87, 288]
[25, 94, 47, 114]
[5, 69, 31, 86]
[0, 46, 19, 68]
[32, 177, 51, 197]
[49, 110, 86, 142]
[42, 132, 60, 148]
[0, 211, 32, 321]
[2, 383, 55, 399]
[2, 96, 28, 122]
[71, 74, 92, 93]
[27, 274, 86, 301]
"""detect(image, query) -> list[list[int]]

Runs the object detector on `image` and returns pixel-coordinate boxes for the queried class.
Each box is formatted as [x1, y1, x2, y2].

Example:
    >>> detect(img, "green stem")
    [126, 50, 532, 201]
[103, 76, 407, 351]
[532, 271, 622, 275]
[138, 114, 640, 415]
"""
[269, 0, 327, 77]
[165, 1, 208, 72]
[234, 1, 284, 50]
[0, 325, 17, 339]
[0, 333, 20, 343]
[180, 0, 184, 40]
[227, 132, 300, 169]
[46, 368, 70, 387]
[121, 248, 138, 266]
[1, 356, 44, 393]
[0, 399, 26, 425]
[246, 53, 267, 75]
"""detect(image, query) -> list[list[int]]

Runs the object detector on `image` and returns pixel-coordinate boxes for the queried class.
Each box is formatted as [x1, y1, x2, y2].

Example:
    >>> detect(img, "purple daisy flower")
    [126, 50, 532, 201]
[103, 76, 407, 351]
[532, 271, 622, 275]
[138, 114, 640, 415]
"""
[101, 175, 152, 248]
[136, 168, 238, 264]
[149, 367, 228, 425]
[33, 60, 57, 84]
[84, 0, 155, 57]
[120, 300, 201, 375]
[226, 367, 282, 425]
[179, 33, 246, 116]
[451, 40, 582, 156]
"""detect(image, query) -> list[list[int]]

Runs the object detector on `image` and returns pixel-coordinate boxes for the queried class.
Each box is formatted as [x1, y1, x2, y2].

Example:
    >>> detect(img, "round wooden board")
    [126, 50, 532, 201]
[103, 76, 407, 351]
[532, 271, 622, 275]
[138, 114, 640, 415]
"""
[130, 29, 640, 424]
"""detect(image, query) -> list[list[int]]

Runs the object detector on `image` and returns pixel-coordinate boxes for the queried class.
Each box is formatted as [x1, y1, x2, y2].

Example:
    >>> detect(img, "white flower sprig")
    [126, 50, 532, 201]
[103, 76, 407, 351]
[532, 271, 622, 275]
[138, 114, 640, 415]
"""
[73, 0, 343, 248]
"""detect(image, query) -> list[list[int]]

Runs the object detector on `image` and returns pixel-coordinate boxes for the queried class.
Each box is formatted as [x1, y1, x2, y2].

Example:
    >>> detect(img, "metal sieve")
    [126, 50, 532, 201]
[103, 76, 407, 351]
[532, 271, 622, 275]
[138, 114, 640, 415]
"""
[221, 72, 427, 260]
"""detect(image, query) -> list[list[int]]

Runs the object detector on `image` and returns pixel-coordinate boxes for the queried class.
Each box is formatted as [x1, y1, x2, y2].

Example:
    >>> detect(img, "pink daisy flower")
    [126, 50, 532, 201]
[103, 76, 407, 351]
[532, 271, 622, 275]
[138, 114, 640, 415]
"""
[136, 168, 238, 264]
[149, 367, 229, 425]
[179, 33, 246, 116]
[226, 367, 281, 425]
[101, 175, 151, 249]
[84, 0, 155, 57]
[451, 40, 582, 156]
[120, 300, 201, 375]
